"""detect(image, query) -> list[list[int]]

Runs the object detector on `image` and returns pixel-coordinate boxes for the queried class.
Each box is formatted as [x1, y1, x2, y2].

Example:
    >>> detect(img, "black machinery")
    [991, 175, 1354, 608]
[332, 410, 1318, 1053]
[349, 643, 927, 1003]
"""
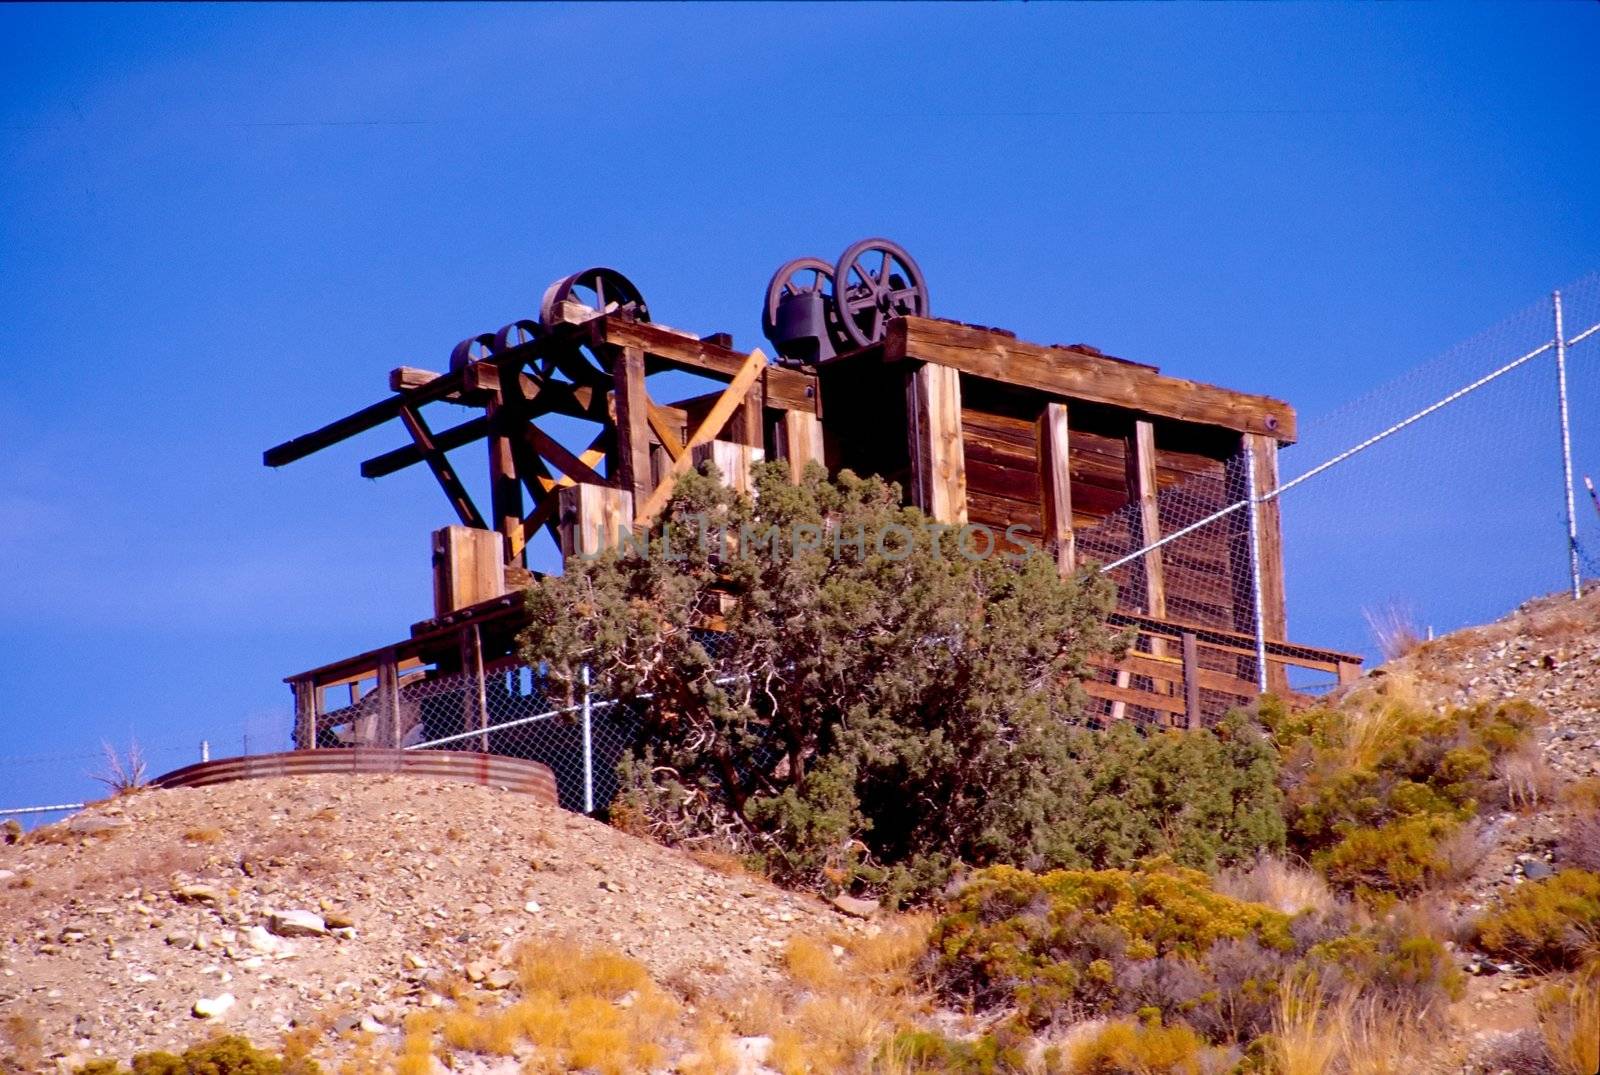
[762, 238, 929, 366]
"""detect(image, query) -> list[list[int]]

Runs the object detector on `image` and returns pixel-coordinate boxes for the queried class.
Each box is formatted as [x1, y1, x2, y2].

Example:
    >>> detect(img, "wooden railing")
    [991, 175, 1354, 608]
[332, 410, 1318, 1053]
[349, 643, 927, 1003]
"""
[1083, 611, 1363, 728]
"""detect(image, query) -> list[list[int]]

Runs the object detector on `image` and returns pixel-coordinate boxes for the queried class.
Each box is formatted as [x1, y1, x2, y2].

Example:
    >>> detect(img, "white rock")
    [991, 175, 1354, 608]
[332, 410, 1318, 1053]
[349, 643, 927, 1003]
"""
[267, 910, 327, 938]
[523, 900, 542, 914]
[192, 993, 235, 1019]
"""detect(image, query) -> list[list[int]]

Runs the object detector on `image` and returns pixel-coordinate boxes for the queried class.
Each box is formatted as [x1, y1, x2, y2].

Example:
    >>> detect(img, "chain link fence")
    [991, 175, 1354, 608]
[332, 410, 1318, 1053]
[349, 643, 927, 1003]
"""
[1080, 274, 1600, 709]
[280, 273, 1600, 805]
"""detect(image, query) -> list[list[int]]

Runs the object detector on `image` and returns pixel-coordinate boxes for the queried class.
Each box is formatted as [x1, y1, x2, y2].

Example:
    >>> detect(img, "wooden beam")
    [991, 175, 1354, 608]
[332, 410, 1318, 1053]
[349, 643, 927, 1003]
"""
[431, 525, 507, 619]
[526, 423, 607, 486]
[486, 392, 521, 564]
[361, 382, 647, 480]
[398, 403, 487, 529]
[292, 681, 316, 750]
[596, 318, 817, 413]
[691, 441, 764, 497]
[1113, 420, 1167, 719]
[1246, 432, 1289, 693]
[734, 376, 764, 448]
[776, 409, 825, 483]
[646, 401, 686, 461]
[1125, 420, 1167, 619]
[611, 345, 653, 506]
[362, 415, 490, 479]
[887, 317, 1296, 442]
[1037, 401, 1075, 574]
[559, 483, 635, 560]
[1181, 631, 1201, 730]
[905, 362, 968, 524]
[633, 348, 771, 528]
[264, 366, 474, 467]
[460, 624, 489, 753]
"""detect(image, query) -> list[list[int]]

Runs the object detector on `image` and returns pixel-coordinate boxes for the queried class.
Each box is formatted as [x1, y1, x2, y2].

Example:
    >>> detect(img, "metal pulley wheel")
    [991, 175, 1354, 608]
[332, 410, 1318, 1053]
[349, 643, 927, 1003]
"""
[762, 257, 840, 364]
[448, 332, 500, 374]
[538, 267, 650, 326]
[832, 238, 929, 350]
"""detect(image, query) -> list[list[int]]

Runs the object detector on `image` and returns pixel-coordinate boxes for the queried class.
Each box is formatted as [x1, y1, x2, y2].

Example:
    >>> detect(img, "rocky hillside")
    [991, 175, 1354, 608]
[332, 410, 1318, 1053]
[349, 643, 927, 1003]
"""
[3, 588, 1598, 1075]
[1380, 586, 1600, 780]
[0, 775, 867, 1071]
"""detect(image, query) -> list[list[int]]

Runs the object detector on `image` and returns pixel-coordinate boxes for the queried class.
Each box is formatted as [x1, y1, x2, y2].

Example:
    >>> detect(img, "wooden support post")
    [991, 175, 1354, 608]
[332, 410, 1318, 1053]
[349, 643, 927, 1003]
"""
[1038, 401, 1075, 575]
[1181, 631, 1201, 730]
[292, 681, 316, 750]
[776, 409, 825, 483]
[432, 526, 507, 618]
[905, 363, 968, 524]
[1125, 420, 1167, 619]
[1113, 420, 1167, 719]
[376, 650, 402, 749]
[460, 624, 489, 752]
[733, 376, 764, 448]
[559, 484, 636, 560]
[1245, 433, 1289, 693]
[485, 393, 521, 565]
[691, 441, 764, 498]
[611, 345, 653, 507]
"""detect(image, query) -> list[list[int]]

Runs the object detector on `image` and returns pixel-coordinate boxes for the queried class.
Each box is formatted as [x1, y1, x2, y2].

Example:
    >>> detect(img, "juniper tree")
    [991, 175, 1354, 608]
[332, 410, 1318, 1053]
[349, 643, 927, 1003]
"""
[520, 461, 1280, 898]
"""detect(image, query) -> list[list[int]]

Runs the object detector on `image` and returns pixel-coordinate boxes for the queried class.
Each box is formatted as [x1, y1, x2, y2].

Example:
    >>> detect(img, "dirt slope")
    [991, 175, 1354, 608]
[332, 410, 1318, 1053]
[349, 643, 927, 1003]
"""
[0, 774, 859, 1070]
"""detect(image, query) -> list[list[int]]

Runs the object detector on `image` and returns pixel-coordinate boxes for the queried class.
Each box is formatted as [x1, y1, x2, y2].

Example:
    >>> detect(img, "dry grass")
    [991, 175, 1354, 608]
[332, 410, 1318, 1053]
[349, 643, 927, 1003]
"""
[1335, 999, 1416, 1075]
[1501, 742, 1562, 813]
[686, 847, 754, 878]
[393, 917, 930, 1075]
[90, 739, 149, 795]
[1364, 603, 1423, 662]
[1537, 962, 1600, 1075]
[1563, 777, 1600, 812]
[1269, 977, 1340, 1075]
[1215, 855, 1337, 916]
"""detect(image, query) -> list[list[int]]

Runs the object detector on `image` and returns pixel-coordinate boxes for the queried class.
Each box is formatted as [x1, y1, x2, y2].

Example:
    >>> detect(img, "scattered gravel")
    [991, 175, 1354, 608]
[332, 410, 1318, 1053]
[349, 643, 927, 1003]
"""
[0, 774, 855, 1067]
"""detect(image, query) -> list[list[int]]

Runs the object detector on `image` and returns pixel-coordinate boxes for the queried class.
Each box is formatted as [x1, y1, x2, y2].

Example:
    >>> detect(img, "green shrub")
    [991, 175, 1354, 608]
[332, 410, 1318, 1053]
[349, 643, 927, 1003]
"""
[930, 864, 1294, 1027]
[1317, 815, 1459, 902]
[1062, 1015, 1224, 1075]
[927, 863, 1462, 1043]
[1475, 869, 1600, 971]
[76, 1037, 319, 1075]
[1261, 695, 1542, 899]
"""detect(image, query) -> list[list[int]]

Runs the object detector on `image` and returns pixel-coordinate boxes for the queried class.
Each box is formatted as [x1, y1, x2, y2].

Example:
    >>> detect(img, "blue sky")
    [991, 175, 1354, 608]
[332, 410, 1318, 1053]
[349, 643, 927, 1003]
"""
[2, 4, 1598, 808]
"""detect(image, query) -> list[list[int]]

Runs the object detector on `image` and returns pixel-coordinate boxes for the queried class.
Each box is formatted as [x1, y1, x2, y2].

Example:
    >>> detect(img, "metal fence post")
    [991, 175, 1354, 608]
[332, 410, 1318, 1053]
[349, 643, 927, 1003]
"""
[580, 664, 594, 814]
[1245, 442, 1269, 692]
[1555, 290, 1582, 600]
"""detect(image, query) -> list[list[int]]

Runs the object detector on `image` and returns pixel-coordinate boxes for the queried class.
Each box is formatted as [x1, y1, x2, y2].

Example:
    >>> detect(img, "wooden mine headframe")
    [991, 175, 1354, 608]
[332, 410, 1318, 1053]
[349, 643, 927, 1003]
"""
[266, 285, 1361, 750]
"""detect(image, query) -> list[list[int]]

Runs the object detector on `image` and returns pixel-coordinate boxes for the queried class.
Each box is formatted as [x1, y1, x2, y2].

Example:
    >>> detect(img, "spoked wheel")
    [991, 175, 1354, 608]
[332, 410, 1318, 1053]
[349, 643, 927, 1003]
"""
[833, 238, 929, 350]
[762, 257, 835, 340]
[538, 267, 650, 327]
[493, 318, 541, 353]
[448, 332, 500, 374]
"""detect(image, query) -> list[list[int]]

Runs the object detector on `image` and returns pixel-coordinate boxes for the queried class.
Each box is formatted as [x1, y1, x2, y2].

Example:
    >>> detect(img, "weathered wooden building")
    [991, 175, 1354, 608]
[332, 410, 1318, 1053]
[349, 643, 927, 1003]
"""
[266, 271, 1359, 750]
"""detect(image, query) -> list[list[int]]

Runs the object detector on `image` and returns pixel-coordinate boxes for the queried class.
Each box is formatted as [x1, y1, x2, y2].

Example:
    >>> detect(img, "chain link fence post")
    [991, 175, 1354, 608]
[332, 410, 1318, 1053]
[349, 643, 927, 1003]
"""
[581, 664, 594, 814]
[1554, 290, 1582, 600]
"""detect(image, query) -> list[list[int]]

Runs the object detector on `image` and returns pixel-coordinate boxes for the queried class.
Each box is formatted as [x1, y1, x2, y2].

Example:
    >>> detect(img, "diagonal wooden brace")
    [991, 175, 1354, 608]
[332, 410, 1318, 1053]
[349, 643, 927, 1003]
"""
[632, 347, 769, 529]
[398, 403, 487, 530]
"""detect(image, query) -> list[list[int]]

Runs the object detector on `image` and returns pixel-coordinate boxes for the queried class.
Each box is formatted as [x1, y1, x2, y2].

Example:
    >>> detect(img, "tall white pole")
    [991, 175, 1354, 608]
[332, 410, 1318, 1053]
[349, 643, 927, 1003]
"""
[581, 665, 594, 814]
[1555, 291, 1582, 600]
